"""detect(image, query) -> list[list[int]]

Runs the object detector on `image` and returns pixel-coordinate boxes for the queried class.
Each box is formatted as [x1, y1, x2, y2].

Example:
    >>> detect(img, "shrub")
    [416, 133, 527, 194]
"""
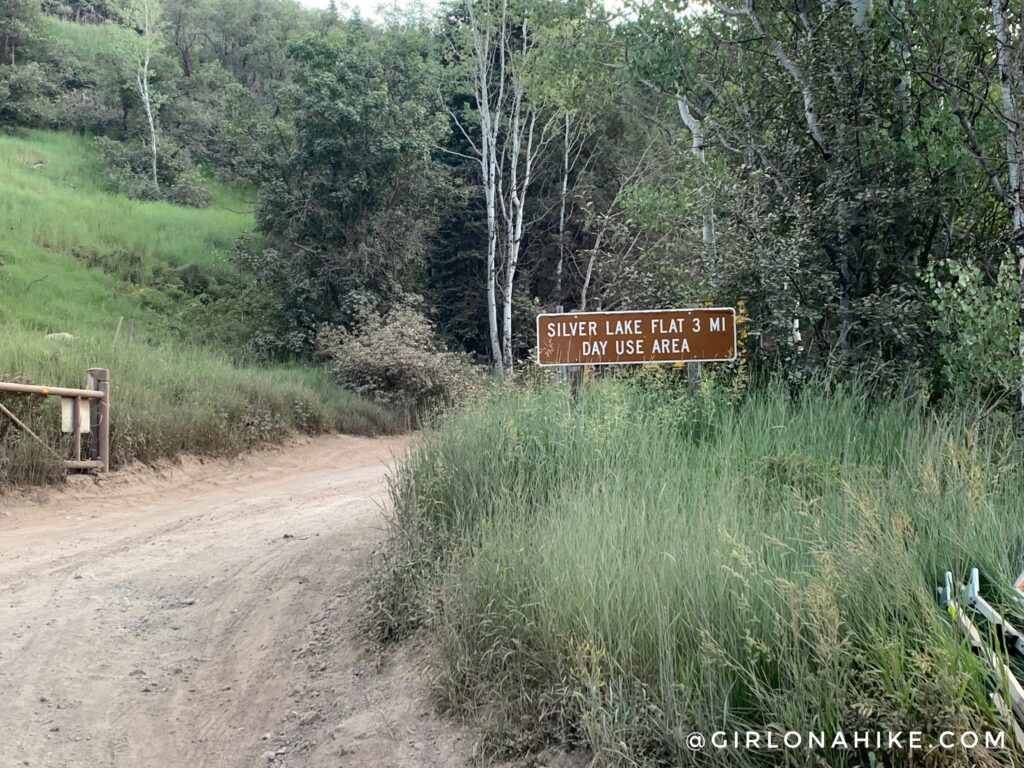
[317, 300, 481, 411]
[924, 257, 1017, 401]
[93, 136, 210, 208]
[0, 63, 56, 127]
[176, 262, 210, 294]
[53, 85, 120, 134]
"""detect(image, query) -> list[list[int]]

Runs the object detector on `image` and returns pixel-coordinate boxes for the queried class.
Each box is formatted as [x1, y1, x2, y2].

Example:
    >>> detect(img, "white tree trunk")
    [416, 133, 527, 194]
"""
[716, 1, 825, 355]
[501, 105, 539, 371]
[497, 16, 548, 373]
[743, 1, 829, 157]
[677, 95, 715, 387]
[677, 96, 716, 264]
[500, 75, 524, 371]
[139, 72, 158, 189]
[482, 110, 503, 376]
[579, 231, 600, 311]
[460, 1, 549, 376]
[990, 0, 1024, 412]
[485, 163, 502, 377]
[555, 113, 570, 300]
[135, 0, 158, 190]
[467, 0, 507, 377]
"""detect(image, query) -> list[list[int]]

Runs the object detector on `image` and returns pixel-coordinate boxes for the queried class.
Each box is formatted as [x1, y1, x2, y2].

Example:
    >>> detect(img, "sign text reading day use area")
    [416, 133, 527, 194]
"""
[536, 307, 737, 367]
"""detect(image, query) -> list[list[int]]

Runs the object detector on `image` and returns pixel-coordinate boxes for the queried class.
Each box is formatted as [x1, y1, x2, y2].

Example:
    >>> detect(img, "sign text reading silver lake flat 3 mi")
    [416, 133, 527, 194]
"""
[536, 308, 737, 367]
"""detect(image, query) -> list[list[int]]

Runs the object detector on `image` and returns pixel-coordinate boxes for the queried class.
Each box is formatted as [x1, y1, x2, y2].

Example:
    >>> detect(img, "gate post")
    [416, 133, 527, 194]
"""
[86, 368, 110, 472]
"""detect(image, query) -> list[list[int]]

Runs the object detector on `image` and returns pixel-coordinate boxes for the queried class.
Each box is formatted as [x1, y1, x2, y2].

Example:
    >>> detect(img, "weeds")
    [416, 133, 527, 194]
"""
[371, 378, 1024, 766]
[0, 331, 405, 487]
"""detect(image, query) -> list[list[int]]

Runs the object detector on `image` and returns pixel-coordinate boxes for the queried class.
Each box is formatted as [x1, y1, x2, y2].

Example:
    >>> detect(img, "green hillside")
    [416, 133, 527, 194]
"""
[0, 130, 401, 486]
[0, 131, 250, 327]
[41, 16, 135, 65]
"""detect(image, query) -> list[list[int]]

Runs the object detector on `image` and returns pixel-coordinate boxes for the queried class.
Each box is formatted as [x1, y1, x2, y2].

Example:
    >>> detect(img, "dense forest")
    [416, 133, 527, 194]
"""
[3, 0, 1022, 406]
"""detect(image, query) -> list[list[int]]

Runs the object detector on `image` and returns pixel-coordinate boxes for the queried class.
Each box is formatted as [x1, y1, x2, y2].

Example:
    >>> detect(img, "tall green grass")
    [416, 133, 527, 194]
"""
[41, 17, 135, 64]
[0, 327, 404, 486]
[372, 378, 1024, 766]
[0, 130, 401, 487]
[0, 130, 250, 274]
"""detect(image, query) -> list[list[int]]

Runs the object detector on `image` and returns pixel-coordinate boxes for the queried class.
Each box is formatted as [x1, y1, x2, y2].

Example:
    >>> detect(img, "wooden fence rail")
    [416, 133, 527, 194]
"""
[0, 367, 110, 472]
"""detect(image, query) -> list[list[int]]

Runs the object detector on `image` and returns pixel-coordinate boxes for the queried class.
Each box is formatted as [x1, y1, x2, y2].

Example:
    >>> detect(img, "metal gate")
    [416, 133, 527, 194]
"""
[0, 367, 110, 472]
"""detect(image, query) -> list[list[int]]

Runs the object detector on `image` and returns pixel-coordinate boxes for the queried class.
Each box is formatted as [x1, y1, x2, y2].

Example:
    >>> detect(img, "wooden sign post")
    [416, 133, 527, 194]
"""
[86, 368, 110, 472]
[536, 307, 737, 368]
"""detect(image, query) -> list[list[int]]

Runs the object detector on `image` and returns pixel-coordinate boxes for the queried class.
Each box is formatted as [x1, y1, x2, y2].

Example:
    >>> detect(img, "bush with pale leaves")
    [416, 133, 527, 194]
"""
[317, 303, 480, 410]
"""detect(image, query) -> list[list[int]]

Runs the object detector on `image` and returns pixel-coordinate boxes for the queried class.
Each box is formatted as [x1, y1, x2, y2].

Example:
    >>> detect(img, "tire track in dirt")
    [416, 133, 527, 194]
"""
[0, 435, 470, 768]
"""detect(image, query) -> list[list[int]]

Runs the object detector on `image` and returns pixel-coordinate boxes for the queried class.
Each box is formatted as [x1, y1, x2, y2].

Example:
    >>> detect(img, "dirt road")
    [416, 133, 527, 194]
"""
[0, 435, 469, 768]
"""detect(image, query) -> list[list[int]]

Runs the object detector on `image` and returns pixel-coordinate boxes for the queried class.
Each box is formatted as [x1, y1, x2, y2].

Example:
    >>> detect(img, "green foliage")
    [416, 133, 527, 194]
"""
[0, 131, 245, 272]
[42, 15, 127, 58]
[0, 0, 314, 184]
[0, 130, 277, 352]
[924, 258, 1018, 399]
[261, 25, 449, 253]
[0, 128, 401, 486]
[0, 62, 56, 126]
[0, 331, 404, 486]
[161, 0, 308, 92]
[156, 0, 313, 173]
[260, 24, 448, 276]
[246, 20, 453, 353]
[43, 0, 120, 24]
[0, 0, 1020, 402]
[0, 0, 43, 66]
[623, 0, 1014, 388]
[40, 18, 136, 133]
[93, 135, 210, 207]
[373, 380, 1024, 764]
[4, 0, 1024, 756]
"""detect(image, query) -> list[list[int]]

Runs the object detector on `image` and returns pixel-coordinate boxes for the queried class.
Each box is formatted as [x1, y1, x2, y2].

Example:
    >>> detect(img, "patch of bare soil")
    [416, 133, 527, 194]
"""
[0, 435, 478, 768]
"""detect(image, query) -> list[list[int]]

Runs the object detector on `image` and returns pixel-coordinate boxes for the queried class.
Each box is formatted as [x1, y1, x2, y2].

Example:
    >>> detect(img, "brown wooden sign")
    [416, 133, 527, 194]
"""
[536, 307, 737, 367]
